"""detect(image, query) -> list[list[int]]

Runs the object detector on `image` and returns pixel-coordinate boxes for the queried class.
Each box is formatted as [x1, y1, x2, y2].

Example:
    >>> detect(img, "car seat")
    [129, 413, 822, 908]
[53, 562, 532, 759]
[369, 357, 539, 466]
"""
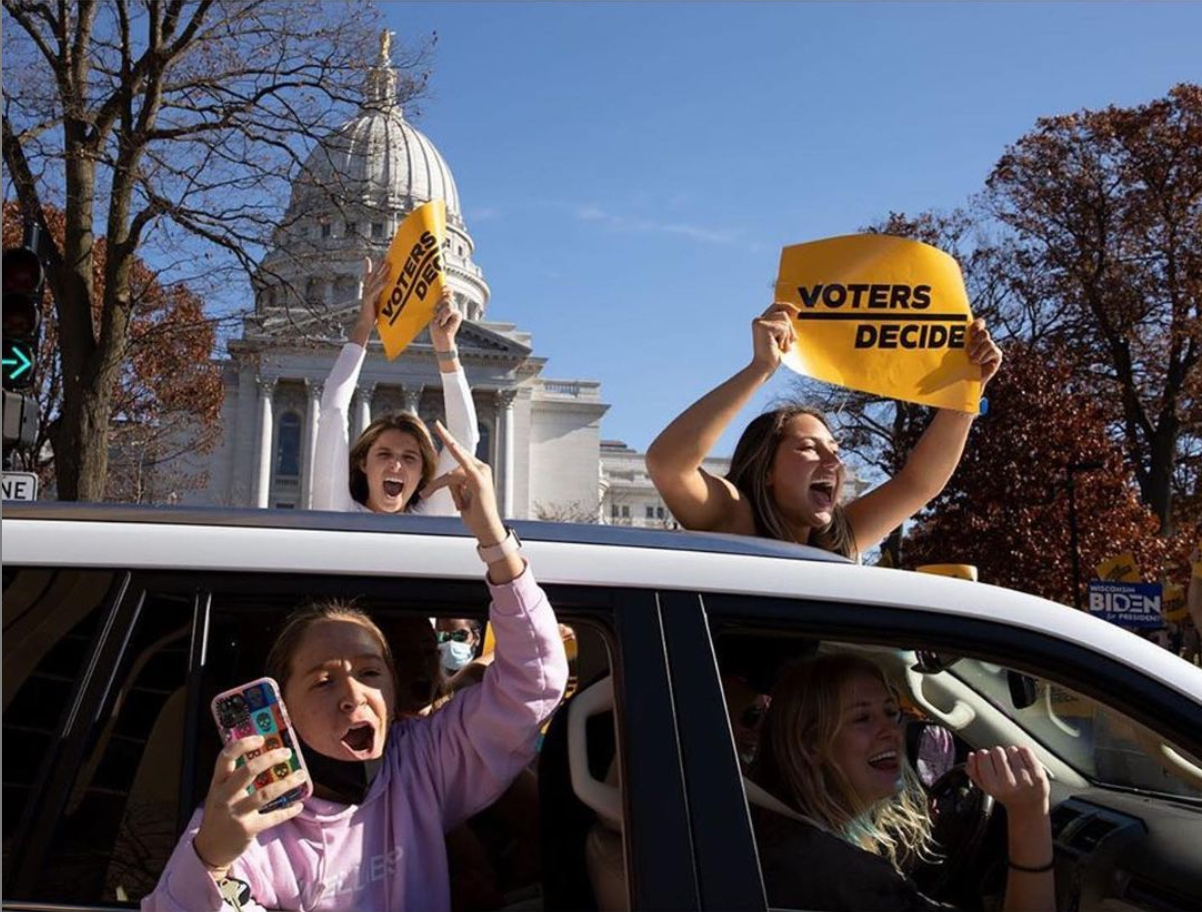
[539, 675, 623, 912]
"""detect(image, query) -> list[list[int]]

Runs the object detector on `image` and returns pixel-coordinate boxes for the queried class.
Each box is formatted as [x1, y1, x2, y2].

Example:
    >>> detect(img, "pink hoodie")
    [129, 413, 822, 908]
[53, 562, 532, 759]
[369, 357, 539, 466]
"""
[143, 566, 568, 912]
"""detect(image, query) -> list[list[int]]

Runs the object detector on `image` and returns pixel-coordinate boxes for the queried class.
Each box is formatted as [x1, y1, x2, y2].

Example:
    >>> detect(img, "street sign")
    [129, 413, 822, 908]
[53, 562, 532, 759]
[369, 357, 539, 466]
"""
[2, 471, 39, 501]
[1087, 580, 1164, 629]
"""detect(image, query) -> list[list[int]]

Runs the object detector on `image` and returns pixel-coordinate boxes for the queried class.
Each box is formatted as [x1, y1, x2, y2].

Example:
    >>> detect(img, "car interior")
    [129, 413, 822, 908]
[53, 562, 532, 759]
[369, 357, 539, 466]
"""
[4, 564, 1201, 912]
[554, 629, 1202, 912]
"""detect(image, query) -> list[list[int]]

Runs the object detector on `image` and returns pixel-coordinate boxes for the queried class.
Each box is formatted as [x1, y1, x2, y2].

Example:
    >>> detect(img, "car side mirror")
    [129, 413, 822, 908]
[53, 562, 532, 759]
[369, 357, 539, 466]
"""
[906, 720, 957, 788]
[1007, 670, 1039, 710]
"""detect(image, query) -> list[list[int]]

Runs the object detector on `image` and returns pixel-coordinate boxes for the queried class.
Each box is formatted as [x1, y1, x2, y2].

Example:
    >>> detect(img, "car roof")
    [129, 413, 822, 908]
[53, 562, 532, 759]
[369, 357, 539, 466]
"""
[1, 501, 849, 562]
[5, 502, 1202, 702]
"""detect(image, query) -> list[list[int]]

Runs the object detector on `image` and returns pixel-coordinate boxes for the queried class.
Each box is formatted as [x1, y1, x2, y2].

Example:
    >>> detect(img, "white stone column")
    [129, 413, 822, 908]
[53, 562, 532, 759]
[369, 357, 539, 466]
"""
[402, 386, 424, 416]
[301, 380, 323, 508]
[496, 389, 517, 518]
[353, 383, 375, 439]
[253, 377, 277, 509]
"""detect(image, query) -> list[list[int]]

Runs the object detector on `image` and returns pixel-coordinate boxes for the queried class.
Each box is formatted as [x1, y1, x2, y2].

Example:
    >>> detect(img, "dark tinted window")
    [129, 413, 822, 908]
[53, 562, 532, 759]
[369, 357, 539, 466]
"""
[3, 568, 124, 881]
[32, 590, 194, 906]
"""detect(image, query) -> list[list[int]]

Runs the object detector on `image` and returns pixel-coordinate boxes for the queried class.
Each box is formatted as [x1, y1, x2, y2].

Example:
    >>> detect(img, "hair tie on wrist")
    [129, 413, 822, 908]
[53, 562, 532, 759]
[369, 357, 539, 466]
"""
[436, 348, 459, 362]
[978, 396, 989, 417]
[1008, 857, 1054, 873]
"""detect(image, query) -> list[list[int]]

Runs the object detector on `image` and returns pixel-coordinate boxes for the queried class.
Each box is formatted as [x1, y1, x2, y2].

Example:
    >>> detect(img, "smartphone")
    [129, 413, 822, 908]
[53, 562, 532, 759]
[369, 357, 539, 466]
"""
[210, 676, 312, 812]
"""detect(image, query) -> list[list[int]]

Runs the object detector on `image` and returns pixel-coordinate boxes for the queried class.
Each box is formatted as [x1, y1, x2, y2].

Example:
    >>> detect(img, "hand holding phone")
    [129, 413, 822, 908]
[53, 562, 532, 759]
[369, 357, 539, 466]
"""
[211, 677, 312, 812]
[193, 678, 312, 874]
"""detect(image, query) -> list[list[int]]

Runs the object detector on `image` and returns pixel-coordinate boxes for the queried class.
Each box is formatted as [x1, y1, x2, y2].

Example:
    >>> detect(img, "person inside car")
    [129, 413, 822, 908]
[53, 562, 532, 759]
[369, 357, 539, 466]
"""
[645, 301, 1002, 558]
[748, 653, 1055, 912]
[435, 617, 484, 683]
[144, 424, 567, 912]
[310, 258, 479, 516]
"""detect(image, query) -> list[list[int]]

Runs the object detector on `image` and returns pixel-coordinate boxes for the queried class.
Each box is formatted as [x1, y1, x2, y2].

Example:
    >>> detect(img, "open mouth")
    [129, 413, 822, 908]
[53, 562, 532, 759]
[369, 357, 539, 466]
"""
[382, 477, 404, 498]
[341, 721, 376, 757]
[867, 749, 899, 772]
[809, 479, 836, 511]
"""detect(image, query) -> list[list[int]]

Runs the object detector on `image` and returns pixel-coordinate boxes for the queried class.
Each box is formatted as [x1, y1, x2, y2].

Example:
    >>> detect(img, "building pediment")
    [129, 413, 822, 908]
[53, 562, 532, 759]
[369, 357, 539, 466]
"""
[234, 308, 535, 367]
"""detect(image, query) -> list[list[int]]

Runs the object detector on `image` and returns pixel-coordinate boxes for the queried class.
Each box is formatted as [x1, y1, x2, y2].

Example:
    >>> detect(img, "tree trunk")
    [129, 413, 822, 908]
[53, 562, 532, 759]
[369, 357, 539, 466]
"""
[1143, 418, 1179, 535]
[53, 141, 102, 500]
[55, 366, 116, 501]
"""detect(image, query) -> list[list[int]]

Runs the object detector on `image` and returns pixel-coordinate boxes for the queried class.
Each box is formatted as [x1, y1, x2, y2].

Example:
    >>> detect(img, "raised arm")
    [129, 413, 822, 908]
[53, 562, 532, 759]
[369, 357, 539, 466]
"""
[420, 423, 568, 828]
[841, 318, 1002, 553]
[646, 303, 798, 533]
[418, 290, 480, 516]
[311, 259, 389, 512]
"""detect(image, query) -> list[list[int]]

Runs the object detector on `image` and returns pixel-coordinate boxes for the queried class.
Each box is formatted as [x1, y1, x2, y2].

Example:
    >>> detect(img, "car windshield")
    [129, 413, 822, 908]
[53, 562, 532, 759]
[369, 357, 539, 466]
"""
[952, 658, 1202, 801]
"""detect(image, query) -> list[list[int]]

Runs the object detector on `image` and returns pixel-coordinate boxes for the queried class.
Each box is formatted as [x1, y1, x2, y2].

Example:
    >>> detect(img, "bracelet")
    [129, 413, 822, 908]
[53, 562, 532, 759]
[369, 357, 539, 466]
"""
[1008, 857, 1054, 873]
[193, 837, 230, 877]
[435, 348, 459, 361]
[477, 527, 521, 564]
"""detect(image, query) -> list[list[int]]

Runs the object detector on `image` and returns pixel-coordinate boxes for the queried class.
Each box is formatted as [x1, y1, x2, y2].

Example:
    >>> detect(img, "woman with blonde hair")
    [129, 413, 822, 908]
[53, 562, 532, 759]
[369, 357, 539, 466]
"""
[749, 653, 1054, 912]
[646, 302, 1002, 558]
[311, 258, 479, 515]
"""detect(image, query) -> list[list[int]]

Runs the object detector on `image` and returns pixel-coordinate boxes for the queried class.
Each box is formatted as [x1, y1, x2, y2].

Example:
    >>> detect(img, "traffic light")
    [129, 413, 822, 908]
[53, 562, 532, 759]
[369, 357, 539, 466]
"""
[3, 230, 44, 392]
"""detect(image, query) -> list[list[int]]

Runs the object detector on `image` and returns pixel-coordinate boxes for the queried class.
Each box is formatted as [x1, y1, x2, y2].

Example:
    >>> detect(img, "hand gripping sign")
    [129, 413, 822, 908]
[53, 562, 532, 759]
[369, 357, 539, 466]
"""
[775, 234, 981, 413]
[376, 200, 448, 360]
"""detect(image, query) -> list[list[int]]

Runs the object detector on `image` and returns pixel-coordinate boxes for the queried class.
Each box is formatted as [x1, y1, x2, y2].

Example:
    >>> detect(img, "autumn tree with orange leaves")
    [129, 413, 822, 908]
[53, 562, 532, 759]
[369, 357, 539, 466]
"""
[984, 84, 1202, 534]
[901, 344, 1194, 607]
[3, 202, 222, 501]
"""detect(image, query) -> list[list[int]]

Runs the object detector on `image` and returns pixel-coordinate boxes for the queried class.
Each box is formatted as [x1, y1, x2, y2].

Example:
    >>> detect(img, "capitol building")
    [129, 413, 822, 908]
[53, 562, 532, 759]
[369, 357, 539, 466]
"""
[184, 35, 722, 524]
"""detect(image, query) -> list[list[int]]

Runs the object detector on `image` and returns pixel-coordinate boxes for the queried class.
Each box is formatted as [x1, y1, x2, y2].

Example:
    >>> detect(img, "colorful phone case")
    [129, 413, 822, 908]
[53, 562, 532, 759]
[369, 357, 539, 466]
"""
[210, 676, 312, 813]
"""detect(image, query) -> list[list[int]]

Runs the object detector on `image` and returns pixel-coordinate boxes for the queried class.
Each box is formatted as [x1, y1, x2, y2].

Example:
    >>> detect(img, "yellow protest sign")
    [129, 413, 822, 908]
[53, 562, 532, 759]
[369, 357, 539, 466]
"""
[775, 234, 980, 413]
[1163, 583, 1188, 622]
[1096, 552, 1141, 583]
[916, 564, 979, 582]
[376, 200, 448, 360]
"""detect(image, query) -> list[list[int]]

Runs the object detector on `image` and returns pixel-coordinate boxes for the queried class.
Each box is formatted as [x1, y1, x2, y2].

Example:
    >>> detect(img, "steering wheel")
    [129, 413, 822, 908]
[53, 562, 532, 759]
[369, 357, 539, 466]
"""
[926, 763, 995, 885]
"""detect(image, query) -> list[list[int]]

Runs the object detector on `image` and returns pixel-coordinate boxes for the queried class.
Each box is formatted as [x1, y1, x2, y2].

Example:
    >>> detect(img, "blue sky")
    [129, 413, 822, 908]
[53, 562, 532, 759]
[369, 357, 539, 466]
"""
[390, 3, 1198, 454]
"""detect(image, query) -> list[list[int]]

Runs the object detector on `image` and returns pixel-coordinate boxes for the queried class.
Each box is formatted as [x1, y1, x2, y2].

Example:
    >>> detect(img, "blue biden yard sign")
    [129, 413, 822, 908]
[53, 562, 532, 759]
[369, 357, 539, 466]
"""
[1087, 581, 1164, 630]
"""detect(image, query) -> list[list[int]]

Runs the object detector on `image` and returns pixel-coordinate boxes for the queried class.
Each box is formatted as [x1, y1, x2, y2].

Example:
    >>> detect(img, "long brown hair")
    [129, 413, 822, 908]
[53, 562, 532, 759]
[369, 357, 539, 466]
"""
[752, 654, 935, 869]
[266, 600, 398, 698]
[726, 405, 857, 558]
[348, 412, 438, 510]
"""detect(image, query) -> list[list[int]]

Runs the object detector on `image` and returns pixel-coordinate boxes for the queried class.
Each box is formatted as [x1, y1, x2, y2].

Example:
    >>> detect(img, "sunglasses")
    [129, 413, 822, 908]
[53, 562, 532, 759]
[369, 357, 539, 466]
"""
[436, 630, 473, 644]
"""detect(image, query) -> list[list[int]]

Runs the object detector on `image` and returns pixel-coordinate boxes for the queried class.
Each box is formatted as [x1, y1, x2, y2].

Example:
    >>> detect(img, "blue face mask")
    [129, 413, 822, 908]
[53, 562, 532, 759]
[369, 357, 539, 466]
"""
[439, 639, 475, 672]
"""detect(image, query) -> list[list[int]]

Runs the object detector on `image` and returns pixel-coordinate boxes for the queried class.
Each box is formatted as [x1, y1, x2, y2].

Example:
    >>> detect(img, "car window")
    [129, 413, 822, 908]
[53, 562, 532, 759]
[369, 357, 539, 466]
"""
[707, 606, 1202, 912]
[30, 590, 195, 906]
[951, 658, 1202, 800]
[2, 567, 126, 889]
[198, 580, 618, 912]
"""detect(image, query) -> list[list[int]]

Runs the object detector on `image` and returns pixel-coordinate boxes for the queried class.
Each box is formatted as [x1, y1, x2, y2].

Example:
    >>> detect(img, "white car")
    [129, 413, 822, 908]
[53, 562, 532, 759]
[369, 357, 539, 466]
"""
[3, 503, 1201, 911]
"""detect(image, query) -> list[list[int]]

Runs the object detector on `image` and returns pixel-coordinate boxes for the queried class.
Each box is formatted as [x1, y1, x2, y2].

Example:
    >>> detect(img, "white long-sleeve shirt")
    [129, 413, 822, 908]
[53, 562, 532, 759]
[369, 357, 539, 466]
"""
[310, 343, 479, 516]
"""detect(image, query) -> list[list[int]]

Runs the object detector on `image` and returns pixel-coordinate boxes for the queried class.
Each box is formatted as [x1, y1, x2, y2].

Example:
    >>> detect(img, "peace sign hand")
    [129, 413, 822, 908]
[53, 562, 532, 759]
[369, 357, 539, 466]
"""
[425, 421, 507, 549]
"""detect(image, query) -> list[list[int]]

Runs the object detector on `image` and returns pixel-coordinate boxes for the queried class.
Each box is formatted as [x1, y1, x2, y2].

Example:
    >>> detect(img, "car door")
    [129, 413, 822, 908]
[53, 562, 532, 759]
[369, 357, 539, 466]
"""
[698, 589, 1202, 912]
[3, 565, 198, 909]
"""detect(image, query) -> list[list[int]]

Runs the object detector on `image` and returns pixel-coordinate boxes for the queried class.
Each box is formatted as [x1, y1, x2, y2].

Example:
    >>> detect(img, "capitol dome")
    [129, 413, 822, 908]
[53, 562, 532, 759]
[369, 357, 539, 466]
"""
[294, 33, 462, 226]
[258, 31, 489, 324]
